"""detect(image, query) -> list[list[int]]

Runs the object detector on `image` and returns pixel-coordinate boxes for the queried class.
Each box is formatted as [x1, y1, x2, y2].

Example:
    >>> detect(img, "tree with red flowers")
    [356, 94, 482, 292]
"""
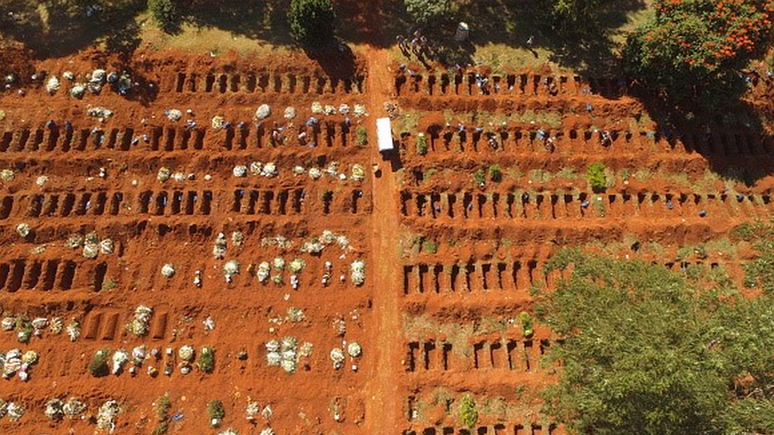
[623, 0, 774, 105]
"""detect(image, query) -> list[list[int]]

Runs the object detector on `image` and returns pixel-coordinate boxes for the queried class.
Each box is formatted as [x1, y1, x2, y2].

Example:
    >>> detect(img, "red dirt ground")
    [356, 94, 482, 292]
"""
[1, 1, 774, 435]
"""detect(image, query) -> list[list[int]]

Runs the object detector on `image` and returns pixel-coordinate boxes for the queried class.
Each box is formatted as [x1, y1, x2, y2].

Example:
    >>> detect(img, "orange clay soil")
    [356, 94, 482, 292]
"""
[2, 2, 774, 435]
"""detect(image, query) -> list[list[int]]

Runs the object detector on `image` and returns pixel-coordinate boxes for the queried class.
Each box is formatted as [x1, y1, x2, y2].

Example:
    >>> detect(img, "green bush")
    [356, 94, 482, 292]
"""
[587, 162, 607, 193]
[416, 133, 428, 155]
[152, 392, 171, 435]
[356, 126, 368, 146]
[197, 347, 214, 373]
[404, 0, 451, 24]
[538, 0, 613, 36]
[148, 0, 178, 33]
[207, 400, 225, 425]
[520, 311, 534, 338]
[489, 164, 502, 182]
[88, 348, 110, 377]
[458, 395, 478, 429]
[288, 0, 336, 47]
[473, 169, 486, 187]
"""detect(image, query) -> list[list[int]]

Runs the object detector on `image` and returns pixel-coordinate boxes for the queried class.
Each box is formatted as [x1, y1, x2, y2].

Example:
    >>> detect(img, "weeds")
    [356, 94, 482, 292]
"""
[152, 392, 171, 435]
[587, 163, 607, 193]
[356, 126, 368, 146]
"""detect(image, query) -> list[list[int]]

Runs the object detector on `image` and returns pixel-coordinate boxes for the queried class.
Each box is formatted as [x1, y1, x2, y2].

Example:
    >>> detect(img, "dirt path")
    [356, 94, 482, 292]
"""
[366, 49, 401, 432]
[363, 3, 403, 434]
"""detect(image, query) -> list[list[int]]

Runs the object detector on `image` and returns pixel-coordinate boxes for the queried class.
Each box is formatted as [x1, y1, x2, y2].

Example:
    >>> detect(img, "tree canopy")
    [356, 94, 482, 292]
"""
[539, 249, 774, 435]
[404, 0, 451, 25]
[623, 0, 774, 106]
[287, 0, 336, 48]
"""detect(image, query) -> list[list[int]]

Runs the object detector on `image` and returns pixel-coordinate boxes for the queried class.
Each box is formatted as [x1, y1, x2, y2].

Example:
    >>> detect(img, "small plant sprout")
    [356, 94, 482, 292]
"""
[350, 260, 365, 286]
[161, 264, 175, 278]
[223, 260, 240, 283]
[16, 223, 31, 238]
[273, 257, 286, 270]
[308, 167, 323, 179]
[250, 161, 263, 175]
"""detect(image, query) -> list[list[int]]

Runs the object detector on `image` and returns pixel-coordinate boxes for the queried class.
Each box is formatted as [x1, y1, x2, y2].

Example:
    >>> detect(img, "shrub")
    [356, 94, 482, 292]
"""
[489, 164, 502, 182]
[538, 0, 613, 36]
[207, 400, 225, 426]
[520, 311, 534, 338]
[416, 133, 428, 155]
[148, 0, 178, 33]
[404, 0, 451, 24]
[288, 0, 336, 47]
[473, 169, 486, 187]
[458, 395, 478, 429]
[356, 126, 368, 146]
[197, 347, 214, 373]
[422, 239, 438, 254]
[88, 349, 110, 377]
[587, 162, 606, 193]
[152, 392, 171, 435]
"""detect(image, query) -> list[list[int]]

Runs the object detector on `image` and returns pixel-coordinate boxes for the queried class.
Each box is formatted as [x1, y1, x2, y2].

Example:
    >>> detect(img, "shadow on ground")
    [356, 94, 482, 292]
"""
[0, 0, 145, 58]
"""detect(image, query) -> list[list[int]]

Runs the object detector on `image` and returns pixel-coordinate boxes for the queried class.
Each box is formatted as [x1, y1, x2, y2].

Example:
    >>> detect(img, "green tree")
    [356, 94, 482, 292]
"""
[540, 250, 774, 435]
[538, 0, 613, 35]
[287, 0, 336, 47]
[623, 0, 774, 106]
[404, 0, 451, 24]
[148, 0, 178, 33]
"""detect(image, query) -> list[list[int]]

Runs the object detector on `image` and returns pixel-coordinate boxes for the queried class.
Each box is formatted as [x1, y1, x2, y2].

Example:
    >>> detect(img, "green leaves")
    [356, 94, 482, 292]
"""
[541, 251, 774, 435]
[287, 0, 336, 47]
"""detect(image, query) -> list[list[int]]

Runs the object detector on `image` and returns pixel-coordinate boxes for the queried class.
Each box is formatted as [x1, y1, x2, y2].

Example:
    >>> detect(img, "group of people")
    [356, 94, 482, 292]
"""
[396, 29, 437, 60]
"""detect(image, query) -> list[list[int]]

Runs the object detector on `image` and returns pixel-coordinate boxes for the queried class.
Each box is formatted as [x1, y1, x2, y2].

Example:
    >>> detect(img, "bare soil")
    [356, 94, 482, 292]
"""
[1, 1, 774, 435]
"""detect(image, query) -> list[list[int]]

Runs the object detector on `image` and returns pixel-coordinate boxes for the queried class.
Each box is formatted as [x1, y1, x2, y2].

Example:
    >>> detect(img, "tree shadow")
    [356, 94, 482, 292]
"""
[0, 0, 145, 58]
[179, 0, 296, 46]
[633, 78, 774, 186]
